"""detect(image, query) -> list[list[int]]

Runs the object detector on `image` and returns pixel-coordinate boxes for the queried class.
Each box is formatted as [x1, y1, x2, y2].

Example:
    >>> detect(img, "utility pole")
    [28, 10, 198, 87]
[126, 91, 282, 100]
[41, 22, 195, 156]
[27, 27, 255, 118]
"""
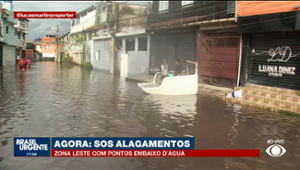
[110, 1, 117, 74]
[55, 24, 59, 63]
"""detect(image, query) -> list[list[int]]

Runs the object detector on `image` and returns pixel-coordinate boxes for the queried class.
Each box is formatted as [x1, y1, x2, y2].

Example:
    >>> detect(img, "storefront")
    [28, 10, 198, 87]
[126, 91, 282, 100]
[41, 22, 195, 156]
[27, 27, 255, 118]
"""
[149, 27, 198, 75]
[197, 20, 241, 89]
[246, 32, 300, 91]
[238, 10, 300, 91]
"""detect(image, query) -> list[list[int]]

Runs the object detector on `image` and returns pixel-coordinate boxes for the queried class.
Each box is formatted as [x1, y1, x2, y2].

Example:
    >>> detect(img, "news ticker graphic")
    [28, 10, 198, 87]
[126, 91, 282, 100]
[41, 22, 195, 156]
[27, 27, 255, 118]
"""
[14, 12, 76, 19]
[14, 137, 260, 157]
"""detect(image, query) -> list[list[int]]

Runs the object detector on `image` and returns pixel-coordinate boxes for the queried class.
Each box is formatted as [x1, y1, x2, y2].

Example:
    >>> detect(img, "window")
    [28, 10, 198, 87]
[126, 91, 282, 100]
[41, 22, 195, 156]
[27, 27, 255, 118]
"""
[96, 51, 100, 60]
[138, 37, 147, 51]
[182, 1, 194, 6]
[6, 26, 8, 34]
[125, 39, 135, 53]
[159, 1, 169, 11]
[47, 45, 52, 49]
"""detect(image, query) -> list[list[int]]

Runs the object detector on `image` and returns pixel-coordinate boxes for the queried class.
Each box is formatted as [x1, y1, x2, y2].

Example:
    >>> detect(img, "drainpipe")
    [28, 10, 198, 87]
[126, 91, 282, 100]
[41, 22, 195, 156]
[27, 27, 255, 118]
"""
[236, 34, 243, 87]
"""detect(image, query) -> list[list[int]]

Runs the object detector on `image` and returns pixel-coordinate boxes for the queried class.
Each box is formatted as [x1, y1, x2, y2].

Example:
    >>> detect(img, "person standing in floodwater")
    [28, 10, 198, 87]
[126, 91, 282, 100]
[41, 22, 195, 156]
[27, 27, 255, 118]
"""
[18, 57, 25, 72]
[160, 59, 170, 82]
[26, 58, 31, 67]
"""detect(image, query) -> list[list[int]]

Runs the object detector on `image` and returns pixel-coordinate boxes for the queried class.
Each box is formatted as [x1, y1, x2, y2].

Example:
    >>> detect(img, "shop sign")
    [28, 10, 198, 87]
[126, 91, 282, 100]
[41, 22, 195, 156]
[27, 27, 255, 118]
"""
[254, 46, 298, 77]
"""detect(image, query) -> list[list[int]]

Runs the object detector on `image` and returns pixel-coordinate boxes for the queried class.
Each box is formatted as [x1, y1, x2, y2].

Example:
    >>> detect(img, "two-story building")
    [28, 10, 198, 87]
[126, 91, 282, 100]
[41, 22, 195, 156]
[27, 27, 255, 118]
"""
[91, 1, 150, 76]
[14, 18, 29, 63]
[69, 5, 96, 65]
[147, 1, 239, 89]
[0, 1, 18, 67]
[34, 41, 42, 54]
[41, 34, 56, 61]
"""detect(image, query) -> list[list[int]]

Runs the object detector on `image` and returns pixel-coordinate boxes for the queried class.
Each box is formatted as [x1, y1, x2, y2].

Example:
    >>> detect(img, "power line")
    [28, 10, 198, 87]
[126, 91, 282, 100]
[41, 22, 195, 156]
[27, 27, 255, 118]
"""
[39, 2, 292, 38]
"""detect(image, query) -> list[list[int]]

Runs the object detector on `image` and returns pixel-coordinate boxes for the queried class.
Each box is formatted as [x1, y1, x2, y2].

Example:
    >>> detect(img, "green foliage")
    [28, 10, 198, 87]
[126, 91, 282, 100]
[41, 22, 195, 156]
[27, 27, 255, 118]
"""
[71, 33, 84, 42]
[83, 62, 92, 69]
[280, 110, 300, 117]
[43, 57, 55, 62]
[61, 53, 68, 64]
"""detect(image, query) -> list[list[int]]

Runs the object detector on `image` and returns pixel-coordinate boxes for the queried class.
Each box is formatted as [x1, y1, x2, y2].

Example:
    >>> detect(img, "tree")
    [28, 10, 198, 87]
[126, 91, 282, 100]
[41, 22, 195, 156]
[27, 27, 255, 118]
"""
[69, 33, 84, 65]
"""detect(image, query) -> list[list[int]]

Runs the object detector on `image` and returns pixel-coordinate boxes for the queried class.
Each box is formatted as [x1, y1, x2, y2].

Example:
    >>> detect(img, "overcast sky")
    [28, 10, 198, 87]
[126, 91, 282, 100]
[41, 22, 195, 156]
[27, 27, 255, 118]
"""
[13, 1, 151, 41]
[13, 1, 98, 40]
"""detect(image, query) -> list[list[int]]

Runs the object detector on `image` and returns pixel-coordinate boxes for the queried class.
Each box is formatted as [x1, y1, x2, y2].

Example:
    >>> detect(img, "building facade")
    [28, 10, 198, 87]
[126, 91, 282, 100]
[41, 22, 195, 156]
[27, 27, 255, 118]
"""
[41, 35, 56, 61]
[92, 2, 150, 76]
[0, 1, 18, 67]
[147, 1, 239, 88]
[237, 1, 300, 90]
[14, 18, 29, 63]
[69, 5, 99, 65]
[223, 1, 300, 114]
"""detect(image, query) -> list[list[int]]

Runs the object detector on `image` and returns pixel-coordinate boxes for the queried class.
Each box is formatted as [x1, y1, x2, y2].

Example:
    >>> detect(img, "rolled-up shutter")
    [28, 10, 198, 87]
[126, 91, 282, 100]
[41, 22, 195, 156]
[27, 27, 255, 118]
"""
[249, 32, 300, 90]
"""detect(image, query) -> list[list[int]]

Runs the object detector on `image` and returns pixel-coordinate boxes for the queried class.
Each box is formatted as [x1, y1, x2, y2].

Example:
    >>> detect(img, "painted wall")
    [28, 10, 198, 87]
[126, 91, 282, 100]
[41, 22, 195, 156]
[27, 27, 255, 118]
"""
[71, 52, 82, 65]
[127, 51, 150, 76]
[92, 39, 111, 71]
[83, 40, 93, 63]
[237, 1, 300, 17]
[117, 4, 149, 32]
[2, 45, 16, 66]
[41, 37, 56, 54]
[2, 11, 18, 46]
[71, 10, 96, 33]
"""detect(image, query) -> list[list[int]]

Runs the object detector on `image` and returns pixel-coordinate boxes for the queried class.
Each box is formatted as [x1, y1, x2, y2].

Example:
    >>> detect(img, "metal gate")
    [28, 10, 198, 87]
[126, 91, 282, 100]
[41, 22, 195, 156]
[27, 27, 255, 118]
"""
[198, 33, 240, 88]
[249, 32, 300, 91]
[175, 32, 197, 74]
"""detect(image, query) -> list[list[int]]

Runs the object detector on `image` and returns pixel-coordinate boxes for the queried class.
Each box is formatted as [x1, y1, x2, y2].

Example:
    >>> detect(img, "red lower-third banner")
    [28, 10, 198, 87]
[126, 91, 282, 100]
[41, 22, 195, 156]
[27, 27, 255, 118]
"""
[52, 150, 260, 157]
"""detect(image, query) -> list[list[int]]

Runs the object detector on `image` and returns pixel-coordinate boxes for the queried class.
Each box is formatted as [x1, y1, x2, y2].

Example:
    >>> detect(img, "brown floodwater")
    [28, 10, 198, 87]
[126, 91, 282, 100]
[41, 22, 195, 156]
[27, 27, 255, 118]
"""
[0, 62, 299, 170]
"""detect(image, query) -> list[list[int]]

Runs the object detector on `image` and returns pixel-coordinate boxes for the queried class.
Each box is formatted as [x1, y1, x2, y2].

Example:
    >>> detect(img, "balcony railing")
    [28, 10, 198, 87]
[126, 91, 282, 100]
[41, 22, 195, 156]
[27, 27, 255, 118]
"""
[18, 39, 25, 47]
[19, 22, 27, 29]
[15, 21, 28, 32]
[147, 1, 235, 29]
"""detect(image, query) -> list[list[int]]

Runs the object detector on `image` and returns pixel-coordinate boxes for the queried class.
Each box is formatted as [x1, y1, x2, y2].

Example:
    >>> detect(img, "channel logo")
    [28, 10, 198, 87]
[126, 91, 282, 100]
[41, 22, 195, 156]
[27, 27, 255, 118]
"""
[265, 144, 286, 157]
[14, 137, 51, 157]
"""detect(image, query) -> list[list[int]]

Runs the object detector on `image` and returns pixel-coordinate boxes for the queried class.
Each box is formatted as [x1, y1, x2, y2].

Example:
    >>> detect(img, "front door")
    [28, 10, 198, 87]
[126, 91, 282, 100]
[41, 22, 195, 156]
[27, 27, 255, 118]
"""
[5, 48, 12, 67]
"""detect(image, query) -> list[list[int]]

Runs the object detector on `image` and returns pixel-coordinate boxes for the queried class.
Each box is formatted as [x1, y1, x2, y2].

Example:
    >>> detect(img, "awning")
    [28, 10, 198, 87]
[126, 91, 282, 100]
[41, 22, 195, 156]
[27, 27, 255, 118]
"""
[43, 53, 55, 58]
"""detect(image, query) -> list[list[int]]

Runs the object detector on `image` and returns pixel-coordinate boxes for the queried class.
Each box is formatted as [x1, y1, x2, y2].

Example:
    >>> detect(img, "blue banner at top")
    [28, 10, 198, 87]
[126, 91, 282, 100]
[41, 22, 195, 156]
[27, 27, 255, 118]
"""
[52, 137, 195, 150]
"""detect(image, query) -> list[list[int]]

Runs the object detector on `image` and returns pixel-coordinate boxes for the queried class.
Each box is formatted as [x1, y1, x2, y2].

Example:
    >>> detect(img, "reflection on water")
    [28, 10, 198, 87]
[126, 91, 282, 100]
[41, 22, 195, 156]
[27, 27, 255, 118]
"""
[142, 95, 196, 138]
[0, 62, 300, 170]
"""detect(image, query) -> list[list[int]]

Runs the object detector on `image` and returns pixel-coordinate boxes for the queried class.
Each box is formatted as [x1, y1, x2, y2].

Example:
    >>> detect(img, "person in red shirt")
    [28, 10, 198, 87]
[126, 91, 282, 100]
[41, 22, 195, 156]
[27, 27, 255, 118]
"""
[18, 58, 25, 72]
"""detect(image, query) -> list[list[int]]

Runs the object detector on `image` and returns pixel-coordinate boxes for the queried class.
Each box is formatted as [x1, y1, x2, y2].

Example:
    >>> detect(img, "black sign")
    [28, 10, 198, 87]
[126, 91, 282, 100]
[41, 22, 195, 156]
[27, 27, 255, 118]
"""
[249, 46, 300, 90]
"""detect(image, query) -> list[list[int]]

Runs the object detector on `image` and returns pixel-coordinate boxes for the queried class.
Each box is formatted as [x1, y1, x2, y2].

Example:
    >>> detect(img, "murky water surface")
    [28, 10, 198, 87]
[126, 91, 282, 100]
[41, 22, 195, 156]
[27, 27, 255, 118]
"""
[0, 62, 300, 170]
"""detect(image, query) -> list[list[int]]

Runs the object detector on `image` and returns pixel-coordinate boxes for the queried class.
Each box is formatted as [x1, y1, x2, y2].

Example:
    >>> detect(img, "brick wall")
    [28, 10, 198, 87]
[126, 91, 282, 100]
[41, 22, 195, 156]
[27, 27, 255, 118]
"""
[226, 84, 300, 114]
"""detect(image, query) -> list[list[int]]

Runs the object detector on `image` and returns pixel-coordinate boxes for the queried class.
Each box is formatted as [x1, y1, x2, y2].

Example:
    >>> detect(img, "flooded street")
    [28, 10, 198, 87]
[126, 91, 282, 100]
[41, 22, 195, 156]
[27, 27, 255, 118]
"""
[0, 62, 300, 170]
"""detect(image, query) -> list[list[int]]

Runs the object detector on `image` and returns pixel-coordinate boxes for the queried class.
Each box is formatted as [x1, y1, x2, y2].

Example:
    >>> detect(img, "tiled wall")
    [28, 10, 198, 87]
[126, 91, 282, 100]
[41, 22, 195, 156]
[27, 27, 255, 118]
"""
[226, 84, 300, 114]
